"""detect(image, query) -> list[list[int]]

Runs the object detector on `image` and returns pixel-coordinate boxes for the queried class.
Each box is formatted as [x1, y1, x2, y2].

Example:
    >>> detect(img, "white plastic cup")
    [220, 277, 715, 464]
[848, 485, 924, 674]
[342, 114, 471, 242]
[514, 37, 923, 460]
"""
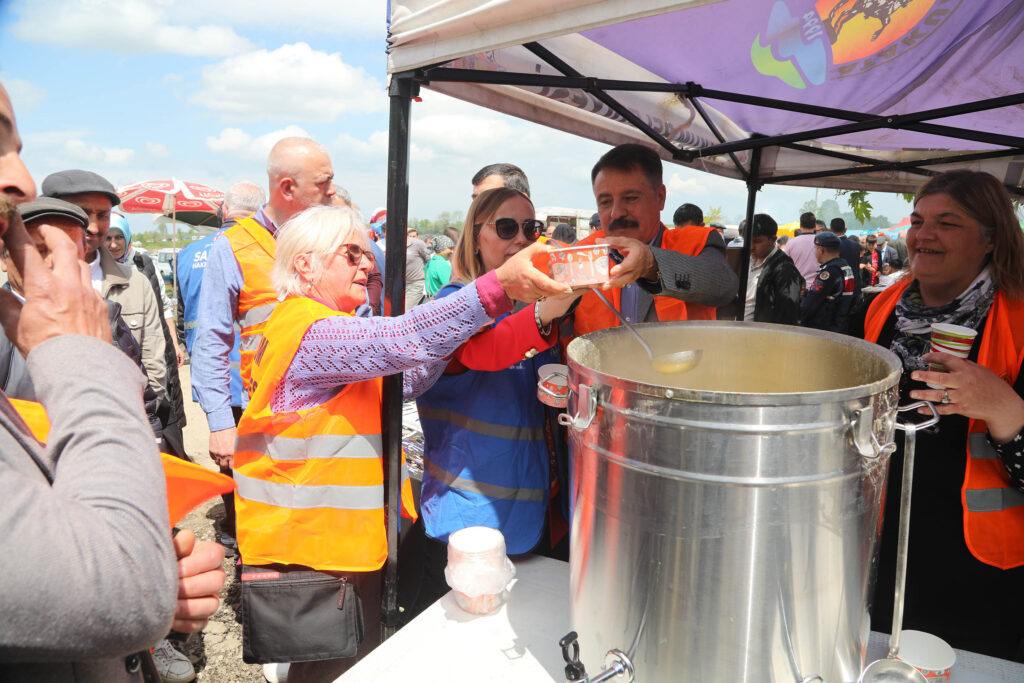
[927, 323, 978, 388]
[444, 526, 515, 615]
[896, 630, 956, 682]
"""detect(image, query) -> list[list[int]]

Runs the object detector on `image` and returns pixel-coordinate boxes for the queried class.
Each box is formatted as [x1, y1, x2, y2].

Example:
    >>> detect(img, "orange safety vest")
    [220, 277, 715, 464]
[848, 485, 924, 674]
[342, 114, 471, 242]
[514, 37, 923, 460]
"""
[571, 226, 716, 338]
[9, 398, 234, 528]
[225, 216, 279, 396]
[234, 296, 417, 571]
[866, 279, 1024, 569]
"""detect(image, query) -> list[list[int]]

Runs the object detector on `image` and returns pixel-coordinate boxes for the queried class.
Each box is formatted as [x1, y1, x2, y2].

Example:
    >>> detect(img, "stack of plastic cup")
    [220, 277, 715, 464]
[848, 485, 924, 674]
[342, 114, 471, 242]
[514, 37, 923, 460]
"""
[444, 526, 516, 615]
[927, 323, 978, 388]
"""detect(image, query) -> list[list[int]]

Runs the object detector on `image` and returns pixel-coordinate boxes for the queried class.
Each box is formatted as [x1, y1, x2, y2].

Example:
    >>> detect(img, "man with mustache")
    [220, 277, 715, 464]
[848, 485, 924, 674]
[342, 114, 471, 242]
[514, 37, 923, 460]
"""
[570, 144, 737, 338]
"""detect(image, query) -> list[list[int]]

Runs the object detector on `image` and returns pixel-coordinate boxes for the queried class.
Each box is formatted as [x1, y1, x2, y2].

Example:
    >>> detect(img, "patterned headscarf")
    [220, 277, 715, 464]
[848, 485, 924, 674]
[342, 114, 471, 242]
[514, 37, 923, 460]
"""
[890, 266, 996, 372]
[431, 235, 454, 254]
[109, 212, 133, 264]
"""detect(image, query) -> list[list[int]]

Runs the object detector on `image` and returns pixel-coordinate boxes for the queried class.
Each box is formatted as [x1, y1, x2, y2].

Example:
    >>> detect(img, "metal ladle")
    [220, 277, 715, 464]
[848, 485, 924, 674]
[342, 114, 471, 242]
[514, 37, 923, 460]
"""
[860, 402, 939, 683]
[591, 289, 701, 373]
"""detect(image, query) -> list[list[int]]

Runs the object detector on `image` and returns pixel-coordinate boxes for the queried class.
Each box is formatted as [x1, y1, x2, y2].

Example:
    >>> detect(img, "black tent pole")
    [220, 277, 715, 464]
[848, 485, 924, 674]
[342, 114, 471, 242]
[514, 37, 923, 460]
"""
[382, 70, 417, 640]
[735, 145, 762, 319]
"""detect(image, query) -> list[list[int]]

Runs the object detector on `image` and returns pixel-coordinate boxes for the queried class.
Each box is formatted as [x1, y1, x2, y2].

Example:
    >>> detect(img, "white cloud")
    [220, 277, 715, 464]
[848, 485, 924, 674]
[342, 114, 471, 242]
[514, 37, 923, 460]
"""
[9, 0, 253, 57]
[175, 0, 386, 37]
[64, 139, 135, 165]
[145, 141, 169, 157]
[0, 74, 47, 109]
[191, 43, 386, 122]
[206, 125, 311, 161]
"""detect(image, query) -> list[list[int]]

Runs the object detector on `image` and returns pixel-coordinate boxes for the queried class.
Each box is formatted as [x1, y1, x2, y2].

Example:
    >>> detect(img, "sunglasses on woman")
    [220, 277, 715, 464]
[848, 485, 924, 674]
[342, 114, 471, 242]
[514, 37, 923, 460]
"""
[340, 243, 374, 266]
[488, 218, 544, 241]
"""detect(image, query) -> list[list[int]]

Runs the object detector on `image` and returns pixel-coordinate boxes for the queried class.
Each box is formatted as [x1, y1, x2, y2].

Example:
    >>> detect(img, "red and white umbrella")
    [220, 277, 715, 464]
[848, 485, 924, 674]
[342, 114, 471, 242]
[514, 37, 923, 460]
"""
[117, 178, 223, 215]
[116, 179, 223, 292]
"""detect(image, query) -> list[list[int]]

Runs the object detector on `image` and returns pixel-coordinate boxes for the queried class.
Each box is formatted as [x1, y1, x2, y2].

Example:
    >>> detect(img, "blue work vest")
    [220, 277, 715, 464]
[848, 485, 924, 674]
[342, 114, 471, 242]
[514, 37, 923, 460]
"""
[177, 229, 245, 407]
[416, 283, 554, 554]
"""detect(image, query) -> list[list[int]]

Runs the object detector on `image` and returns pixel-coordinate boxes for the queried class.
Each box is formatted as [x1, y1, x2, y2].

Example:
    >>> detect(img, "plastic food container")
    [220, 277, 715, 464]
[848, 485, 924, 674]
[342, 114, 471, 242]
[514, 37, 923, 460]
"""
[537, 363, 569, 408]
[897, 630, 956, 682]
[444, 526, 516, 616]
[539, 244, 611, 287]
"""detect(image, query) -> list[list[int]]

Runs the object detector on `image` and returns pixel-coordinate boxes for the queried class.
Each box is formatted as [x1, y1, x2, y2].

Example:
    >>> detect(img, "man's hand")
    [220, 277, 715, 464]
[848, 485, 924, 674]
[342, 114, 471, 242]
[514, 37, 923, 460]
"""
[599, 235, 659, 290]
[0, 211, 110, 355]
[495, 242, 573, 302]
[209, 427, 237, 469]
[171, 529, 226, 633]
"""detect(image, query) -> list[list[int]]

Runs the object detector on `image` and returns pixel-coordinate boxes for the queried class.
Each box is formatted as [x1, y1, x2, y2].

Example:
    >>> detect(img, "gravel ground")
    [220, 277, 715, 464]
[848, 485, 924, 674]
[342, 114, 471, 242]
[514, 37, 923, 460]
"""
[176, 366, 263, 682]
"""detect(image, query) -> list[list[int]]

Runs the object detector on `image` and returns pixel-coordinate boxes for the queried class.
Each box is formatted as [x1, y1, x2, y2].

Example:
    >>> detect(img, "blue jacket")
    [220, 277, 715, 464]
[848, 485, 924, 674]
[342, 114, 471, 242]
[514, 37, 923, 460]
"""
[416, 283, 554, 554]
[177, 227, 245, 407]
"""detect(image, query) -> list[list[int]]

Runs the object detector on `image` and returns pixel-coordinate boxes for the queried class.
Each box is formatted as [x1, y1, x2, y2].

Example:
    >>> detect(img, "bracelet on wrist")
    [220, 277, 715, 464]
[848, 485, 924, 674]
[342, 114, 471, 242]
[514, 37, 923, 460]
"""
[534, 302, 552, 336]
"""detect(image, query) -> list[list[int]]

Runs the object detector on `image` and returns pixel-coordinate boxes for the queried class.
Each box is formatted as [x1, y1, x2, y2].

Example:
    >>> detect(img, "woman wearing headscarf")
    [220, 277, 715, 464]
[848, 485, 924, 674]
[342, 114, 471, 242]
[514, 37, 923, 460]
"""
[108, 212, 188, 460]
[424, 234, 454, 298]
[233, 203, 570, 680]
[862, 170, 1024, 660]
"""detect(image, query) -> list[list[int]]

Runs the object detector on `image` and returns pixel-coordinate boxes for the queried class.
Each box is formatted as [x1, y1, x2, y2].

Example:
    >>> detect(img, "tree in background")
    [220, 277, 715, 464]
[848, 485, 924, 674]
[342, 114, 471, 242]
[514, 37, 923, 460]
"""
[408, 210, 465, 236]
[800, 197, 891, 232]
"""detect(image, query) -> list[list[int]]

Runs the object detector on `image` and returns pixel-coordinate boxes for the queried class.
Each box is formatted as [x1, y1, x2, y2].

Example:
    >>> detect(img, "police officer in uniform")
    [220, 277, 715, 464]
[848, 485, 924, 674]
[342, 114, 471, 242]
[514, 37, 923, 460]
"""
[800, 231, 854, 333]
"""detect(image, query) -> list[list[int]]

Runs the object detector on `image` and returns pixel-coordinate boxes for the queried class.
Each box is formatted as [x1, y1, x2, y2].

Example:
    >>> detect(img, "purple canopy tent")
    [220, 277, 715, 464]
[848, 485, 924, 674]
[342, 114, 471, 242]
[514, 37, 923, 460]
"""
[380, 0, 1024, 636]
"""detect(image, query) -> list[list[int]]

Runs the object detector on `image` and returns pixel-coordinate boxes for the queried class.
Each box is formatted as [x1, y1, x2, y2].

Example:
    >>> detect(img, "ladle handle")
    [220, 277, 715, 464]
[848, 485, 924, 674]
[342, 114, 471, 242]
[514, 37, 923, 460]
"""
[888, 401, 940, 658]
[591, 289, 655, 360]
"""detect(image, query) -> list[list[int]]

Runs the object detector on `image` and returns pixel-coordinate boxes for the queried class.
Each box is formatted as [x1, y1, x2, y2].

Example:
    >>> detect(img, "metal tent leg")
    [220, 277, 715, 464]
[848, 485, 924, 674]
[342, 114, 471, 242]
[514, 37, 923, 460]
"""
[383, 70, 418, 640]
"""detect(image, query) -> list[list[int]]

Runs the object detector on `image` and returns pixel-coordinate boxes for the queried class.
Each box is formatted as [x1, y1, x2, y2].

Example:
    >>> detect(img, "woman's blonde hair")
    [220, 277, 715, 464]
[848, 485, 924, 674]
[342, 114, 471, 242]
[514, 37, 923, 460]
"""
[451, 187, 533, 284]
[272, 205, 367, 299]
[914, 170, 1024, 300]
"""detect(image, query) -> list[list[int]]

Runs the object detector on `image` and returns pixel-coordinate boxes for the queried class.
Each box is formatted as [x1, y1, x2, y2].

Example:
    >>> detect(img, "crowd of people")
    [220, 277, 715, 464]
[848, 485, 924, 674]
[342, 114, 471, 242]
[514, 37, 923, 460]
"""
[2, 75, 1023, 683]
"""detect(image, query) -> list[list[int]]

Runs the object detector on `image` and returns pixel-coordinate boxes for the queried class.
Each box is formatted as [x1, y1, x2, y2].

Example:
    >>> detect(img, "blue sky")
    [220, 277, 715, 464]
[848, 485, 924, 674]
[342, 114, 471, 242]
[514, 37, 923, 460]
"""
[0, 0, 913, 235]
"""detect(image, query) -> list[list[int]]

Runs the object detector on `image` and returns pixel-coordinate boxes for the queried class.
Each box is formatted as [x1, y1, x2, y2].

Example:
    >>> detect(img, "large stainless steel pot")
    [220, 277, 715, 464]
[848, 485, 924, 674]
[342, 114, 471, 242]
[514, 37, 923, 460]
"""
[562, 322, 903, 683]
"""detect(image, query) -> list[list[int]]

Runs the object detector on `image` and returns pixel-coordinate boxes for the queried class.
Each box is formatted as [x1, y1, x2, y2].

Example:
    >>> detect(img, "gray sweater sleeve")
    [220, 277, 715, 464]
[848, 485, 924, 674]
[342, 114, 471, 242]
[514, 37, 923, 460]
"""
[644, 230, 738, 308]
[0, 335, 177, 660]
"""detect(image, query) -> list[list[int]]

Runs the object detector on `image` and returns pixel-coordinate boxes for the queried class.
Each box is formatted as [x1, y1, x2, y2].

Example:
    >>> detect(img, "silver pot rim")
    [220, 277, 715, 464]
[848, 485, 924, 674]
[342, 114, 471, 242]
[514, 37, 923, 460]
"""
[566, 321, 902, 407]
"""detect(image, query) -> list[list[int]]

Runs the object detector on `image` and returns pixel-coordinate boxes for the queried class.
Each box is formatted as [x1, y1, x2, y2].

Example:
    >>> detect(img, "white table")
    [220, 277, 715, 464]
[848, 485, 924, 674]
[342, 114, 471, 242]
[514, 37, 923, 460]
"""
[338, 556, 1024, 682]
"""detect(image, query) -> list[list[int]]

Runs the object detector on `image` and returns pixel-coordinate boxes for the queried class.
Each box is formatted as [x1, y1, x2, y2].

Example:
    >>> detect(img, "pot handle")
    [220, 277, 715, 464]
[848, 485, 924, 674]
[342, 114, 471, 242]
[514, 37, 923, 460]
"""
[854, 401, 940, 459]
[558, 383, 597, 431]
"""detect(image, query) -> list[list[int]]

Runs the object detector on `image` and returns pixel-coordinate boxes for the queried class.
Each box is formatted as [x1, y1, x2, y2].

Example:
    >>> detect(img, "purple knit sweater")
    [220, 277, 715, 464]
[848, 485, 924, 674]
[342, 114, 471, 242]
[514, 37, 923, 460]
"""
[271, 272, 512, 412]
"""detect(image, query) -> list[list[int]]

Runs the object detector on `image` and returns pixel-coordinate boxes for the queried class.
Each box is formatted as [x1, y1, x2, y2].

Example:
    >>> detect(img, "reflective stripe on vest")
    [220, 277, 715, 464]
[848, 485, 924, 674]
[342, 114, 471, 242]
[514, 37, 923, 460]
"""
[224, 217, 278, 396]
[966, 434, 1024, 514]
[235, 432, 383, 461]
[238, 302, 277, 329]
[865, 285, 1024, 569]
[235, 471, 384, 510]
[417, 406, 545, 442]
[424, 456, 546, 502]
[571, 226, 716, 339]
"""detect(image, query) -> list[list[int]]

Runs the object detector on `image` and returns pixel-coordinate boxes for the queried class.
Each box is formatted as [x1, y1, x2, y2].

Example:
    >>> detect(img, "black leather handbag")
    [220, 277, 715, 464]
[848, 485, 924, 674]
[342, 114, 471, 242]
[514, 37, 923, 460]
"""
[240, 564, 364, 664]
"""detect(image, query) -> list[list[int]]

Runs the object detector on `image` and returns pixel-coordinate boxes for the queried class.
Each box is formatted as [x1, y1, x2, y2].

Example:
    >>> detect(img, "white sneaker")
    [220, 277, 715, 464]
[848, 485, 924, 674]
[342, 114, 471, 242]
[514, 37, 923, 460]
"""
[263, 662, 291, 683]
[152, 639, 195, 683]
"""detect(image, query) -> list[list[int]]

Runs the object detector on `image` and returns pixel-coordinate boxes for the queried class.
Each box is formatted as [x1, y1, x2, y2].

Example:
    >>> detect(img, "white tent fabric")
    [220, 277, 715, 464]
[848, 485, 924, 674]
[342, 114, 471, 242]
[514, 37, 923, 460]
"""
[388, 0, 1024, 193]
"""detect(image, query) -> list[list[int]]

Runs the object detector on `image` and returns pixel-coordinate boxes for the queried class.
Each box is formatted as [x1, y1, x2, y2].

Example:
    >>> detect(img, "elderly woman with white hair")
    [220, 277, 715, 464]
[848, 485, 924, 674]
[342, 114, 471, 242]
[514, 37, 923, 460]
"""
[231, 204, 569, 680]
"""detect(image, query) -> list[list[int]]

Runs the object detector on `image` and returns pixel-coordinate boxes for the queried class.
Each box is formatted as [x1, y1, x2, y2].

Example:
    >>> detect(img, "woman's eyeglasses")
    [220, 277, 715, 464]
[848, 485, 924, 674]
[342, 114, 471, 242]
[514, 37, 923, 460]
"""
[340, 243, 374, 266]
[488, 218, 544, 241]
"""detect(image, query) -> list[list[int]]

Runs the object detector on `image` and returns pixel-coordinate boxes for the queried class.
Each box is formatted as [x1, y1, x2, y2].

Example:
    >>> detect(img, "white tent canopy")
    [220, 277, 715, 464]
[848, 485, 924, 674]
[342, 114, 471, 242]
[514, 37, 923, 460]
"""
[388, 0, 1024, 194]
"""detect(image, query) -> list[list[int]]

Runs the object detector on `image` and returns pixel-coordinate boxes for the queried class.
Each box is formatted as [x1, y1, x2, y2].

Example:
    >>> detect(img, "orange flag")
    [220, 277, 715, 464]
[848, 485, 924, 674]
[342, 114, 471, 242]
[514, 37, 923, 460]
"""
[9, 398, 235, 528]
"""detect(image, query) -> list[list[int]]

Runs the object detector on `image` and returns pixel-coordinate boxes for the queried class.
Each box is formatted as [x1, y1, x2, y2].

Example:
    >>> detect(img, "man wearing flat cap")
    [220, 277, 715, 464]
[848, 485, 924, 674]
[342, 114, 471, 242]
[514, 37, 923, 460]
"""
[800, 231, 855, 333]
[41, 170, 170, 409]
[0, 198, 166, 439]
[0, 198, 90, 398]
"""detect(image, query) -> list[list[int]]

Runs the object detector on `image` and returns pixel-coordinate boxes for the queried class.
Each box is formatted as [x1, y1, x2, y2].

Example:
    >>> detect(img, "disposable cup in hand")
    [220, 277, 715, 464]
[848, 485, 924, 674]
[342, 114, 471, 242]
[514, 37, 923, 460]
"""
[896, 630, 955, 682]
[927, 323, 977, 388]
